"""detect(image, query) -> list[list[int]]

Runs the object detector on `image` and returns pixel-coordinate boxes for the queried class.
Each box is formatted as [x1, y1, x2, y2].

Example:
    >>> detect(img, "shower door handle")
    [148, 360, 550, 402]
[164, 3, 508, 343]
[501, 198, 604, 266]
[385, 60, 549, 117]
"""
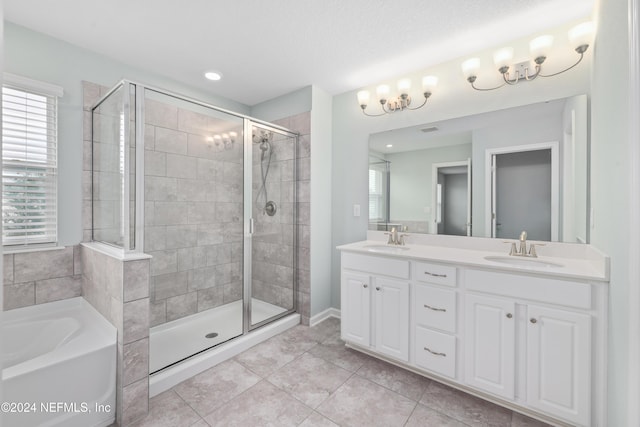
[249, 218, 254, 235]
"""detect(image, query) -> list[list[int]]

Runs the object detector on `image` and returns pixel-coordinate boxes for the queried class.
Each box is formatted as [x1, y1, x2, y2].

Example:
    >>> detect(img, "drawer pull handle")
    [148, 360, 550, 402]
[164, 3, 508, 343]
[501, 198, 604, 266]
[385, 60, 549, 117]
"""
[424, 271, 447, 278]
[506, 313, 513, 319]
[424, 347, 446, 357]
[530, 318, 537, 324]
[376, 287, 381, 291]
[424, 304, 446, 312]
[363, 284, 368, 288]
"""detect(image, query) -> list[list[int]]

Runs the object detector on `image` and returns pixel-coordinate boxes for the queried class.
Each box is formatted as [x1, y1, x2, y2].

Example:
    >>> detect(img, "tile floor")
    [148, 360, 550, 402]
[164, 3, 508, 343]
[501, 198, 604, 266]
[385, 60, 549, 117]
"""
[131, 318, 551, 427]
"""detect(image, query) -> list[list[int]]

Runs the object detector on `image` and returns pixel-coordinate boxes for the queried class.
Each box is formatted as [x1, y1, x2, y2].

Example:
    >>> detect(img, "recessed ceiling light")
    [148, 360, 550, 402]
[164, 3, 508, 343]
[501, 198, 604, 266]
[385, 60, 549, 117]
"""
[386, 144, 393, 148]
[204, 71, 223, 81]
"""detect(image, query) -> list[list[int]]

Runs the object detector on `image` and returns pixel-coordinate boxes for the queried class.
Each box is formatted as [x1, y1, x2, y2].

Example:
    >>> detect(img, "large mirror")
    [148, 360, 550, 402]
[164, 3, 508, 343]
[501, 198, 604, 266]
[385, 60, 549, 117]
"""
[368, 94, 588, 243]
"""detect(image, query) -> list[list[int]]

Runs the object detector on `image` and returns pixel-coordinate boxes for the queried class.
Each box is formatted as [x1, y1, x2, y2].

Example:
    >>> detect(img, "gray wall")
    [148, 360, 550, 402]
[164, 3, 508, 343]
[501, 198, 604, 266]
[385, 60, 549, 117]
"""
[590, 0, 631, 424]
[331, 23, 589, 309]
[385, 143, 472, 230]
[470, 111, 563, 238]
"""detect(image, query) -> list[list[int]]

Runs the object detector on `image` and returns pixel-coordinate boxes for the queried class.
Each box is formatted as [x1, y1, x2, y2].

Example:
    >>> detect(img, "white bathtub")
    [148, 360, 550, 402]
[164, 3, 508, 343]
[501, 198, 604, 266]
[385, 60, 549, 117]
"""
[2, 297, 117, 427]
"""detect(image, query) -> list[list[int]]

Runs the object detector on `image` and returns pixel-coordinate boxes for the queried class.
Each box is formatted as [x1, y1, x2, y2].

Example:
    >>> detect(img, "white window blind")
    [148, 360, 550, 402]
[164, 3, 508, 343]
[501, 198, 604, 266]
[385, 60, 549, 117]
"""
[369, 168, 383, 221]
[2, 75, 62, 246]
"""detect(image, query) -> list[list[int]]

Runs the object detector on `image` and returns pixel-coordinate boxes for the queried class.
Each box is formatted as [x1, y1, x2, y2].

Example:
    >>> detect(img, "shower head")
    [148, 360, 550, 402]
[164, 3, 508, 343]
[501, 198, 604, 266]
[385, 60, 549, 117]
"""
[259, 141, 271, 151]
[252, 130, 273, 145]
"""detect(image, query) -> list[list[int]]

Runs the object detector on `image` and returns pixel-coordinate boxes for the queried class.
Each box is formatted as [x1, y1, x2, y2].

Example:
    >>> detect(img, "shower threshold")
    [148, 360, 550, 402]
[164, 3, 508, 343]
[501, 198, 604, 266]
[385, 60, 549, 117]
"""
[150, 298, 287, 374]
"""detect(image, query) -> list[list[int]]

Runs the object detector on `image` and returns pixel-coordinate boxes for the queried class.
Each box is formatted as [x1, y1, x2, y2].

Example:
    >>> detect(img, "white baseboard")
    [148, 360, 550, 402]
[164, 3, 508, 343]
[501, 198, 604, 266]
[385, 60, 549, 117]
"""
[310, 307, 341, 326]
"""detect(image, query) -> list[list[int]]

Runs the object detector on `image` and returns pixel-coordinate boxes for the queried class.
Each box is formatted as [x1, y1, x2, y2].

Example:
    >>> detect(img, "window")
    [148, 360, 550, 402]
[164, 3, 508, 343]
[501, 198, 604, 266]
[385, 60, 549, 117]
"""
[2, 74, 63, 246]
[369, 168, 384, 221]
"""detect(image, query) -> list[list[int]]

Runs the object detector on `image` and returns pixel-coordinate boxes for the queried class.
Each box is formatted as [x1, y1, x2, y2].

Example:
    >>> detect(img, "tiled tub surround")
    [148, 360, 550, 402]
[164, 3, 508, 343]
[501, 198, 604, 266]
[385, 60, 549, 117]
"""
[3, 246, 82, 311]
[81, 243, 151, 426]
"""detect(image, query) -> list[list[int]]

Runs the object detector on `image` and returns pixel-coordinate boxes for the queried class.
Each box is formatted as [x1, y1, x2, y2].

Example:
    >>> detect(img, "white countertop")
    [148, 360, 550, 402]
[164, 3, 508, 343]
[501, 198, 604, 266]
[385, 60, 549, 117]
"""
[337, 239, 609, 282]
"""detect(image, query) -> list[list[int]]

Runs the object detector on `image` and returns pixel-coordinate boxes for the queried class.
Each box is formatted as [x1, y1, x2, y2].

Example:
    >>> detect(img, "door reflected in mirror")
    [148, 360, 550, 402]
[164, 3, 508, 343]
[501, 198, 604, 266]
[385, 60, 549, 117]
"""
[368, 94, 588, 243]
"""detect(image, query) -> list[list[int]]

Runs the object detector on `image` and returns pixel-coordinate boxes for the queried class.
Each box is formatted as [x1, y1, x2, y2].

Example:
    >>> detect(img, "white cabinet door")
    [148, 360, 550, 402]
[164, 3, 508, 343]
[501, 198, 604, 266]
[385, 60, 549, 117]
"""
[374, 277, 410, 361]
[341, 272, 371, 347]
[526, 305, 591, 426]
[464, 293, 516, 400]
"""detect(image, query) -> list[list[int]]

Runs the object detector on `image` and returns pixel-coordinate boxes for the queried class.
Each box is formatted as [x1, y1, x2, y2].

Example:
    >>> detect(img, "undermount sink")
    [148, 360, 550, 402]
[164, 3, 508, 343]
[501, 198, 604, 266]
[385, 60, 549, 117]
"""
[484, 255, 564, 268]
[363, 244, 410, 253]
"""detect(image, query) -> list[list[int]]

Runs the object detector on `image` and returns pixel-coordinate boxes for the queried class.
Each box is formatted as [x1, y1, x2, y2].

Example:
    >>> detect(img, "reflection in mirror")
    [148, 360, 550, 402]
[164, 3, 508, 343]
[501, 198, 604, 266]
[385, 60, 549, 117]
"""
[368, 94, 588, 243]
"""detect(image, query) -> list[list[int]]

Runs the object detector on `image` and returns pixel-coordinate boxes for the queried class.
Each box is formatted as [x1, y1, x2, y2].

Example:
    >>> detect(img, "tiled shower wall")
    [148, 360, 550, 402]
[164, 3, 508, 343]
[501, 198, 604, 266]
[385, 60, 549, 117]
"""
[250, 129, 297, 313]
[82, 82, 151, 426]
[271, 112, 311, 325]
[81, 244, 150, 426]
[144, 96, 244, 327]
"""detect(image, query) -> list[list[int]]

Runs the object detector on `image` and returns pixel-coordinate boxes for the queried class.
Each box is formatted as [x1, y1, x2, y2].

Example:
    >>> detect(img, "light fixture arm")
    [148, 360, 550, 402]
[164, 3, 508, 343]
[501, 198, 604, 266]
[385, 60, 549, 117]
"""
[463, 23, 592, 93]
[538, 51, 585, 78]
[467, 75, 506, 91]
[406, 92, 431, 110]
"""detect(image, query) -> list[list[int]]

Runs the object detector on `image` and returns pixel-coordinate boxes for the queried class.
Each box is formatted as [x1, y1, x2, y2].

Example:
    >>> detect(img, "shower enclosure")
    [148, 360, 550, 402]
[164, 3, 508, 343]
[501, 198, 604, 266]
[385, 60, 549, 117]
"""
[91, 81, 298, 373]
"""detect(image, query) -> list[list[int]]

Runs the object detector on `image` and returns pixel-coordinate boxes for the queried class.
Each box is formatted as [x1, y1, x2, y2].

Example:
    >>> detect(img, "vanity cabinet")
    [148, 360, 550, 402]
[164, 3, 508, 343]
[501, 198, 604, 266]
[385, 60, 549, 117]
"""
[464, 294, 516, 400]
[464, 269, 593, 426]
[412, 261, 459, 378]
[338, 244, 607, 427]
[526, 304, 591, 426]
[340, 253, 410, 362]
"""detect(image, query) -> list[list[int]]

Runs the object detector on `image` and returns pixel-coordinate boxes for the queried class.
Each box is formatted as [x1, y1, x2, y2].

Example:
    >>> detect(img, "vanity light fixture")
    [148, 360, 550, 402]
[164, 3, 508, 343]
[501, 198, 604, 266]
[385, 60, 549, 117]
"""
[357, 76, 438, 116]
[462, 21, 594, 91]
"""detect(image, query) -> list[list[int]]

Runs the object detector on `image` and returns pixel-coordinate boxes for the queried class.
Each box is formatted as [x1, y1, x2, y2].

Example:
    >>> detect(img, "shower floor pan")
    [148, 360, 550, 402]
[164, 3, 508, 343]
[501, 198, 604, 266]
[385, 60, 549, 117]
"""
[150, 298, 286, 373]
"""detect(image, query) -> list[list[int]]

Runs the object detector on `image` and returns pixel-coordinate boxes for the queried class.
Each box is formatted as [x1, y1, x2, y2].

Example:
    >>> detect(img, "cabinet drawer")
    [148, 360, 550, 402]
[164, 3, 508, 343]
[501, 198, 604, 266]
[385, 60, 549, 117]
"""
[413, 261, 456, 286]
[415, 284, 456, 333]
[415, 326, 456, 378]
[342, 252, 410, 279]
[465, 269, 592, 309]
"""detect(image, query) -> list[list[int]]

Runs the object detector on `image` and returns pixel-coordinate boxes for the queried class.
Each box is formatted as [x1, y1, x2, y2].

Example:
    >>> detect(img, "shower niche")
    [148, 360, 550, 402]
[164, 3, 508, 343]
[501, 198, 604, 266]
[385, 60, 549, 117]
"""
[91, 81, 299, 374]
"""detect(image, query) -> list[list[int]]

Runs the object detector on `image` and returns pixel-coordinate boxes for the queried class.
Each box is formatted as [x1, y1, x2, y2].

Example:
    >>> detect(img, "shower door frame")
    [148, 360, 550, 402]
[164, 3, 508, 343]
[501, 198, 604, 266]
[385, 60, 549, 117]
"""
[243, 121, 299, 333]
[92, 79, 299, 341]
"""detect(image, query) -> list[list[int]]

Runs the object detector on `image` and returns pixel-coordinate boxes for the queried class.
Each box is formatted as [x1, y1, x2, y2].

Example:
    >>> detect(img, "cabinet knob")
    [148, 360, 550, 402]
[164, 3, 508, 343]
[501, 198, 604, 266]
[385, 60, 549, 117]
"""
[363, 284, 368, 288]
[376, 287, 381, 291]
[506, 313, 513, 319]
[530, 318, 537, 324]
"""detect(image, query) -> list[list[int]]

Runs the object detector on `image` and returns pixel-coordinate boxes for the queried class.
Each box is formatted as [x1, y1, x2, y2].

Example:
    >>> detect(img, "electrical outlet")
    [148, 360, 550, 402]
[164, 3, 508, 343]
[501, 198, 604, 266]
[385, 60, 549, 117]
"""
[353, 204, 361, 217]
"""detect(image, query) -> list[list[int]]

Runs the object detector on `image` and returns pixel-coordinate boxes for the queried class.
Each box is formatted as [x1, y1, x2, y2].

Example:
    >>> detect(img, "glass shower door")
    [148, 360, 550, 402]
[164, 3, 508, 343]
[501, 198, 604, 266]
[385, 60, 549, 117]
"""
[247, 123, 298, 329]
[145, 88, 246, 373]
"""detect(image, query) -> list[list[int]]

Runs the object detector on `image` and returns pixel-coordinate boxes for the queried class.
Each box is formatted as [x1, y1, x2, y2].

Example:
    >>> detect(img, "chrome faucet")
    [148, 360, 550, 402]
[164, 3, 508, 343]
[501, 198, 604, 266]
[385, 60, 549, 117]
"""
[504, 230, 544, 257]
[385, 227, 410, 246]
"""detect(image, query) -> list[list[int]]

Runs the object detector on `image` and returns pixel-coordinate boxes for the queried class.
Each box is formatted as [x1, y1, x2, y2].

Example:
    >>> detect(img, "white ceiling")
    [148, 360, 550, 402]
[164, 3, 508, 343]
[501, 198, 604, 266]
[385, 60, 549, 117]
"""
[4, 0, 594, 106]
